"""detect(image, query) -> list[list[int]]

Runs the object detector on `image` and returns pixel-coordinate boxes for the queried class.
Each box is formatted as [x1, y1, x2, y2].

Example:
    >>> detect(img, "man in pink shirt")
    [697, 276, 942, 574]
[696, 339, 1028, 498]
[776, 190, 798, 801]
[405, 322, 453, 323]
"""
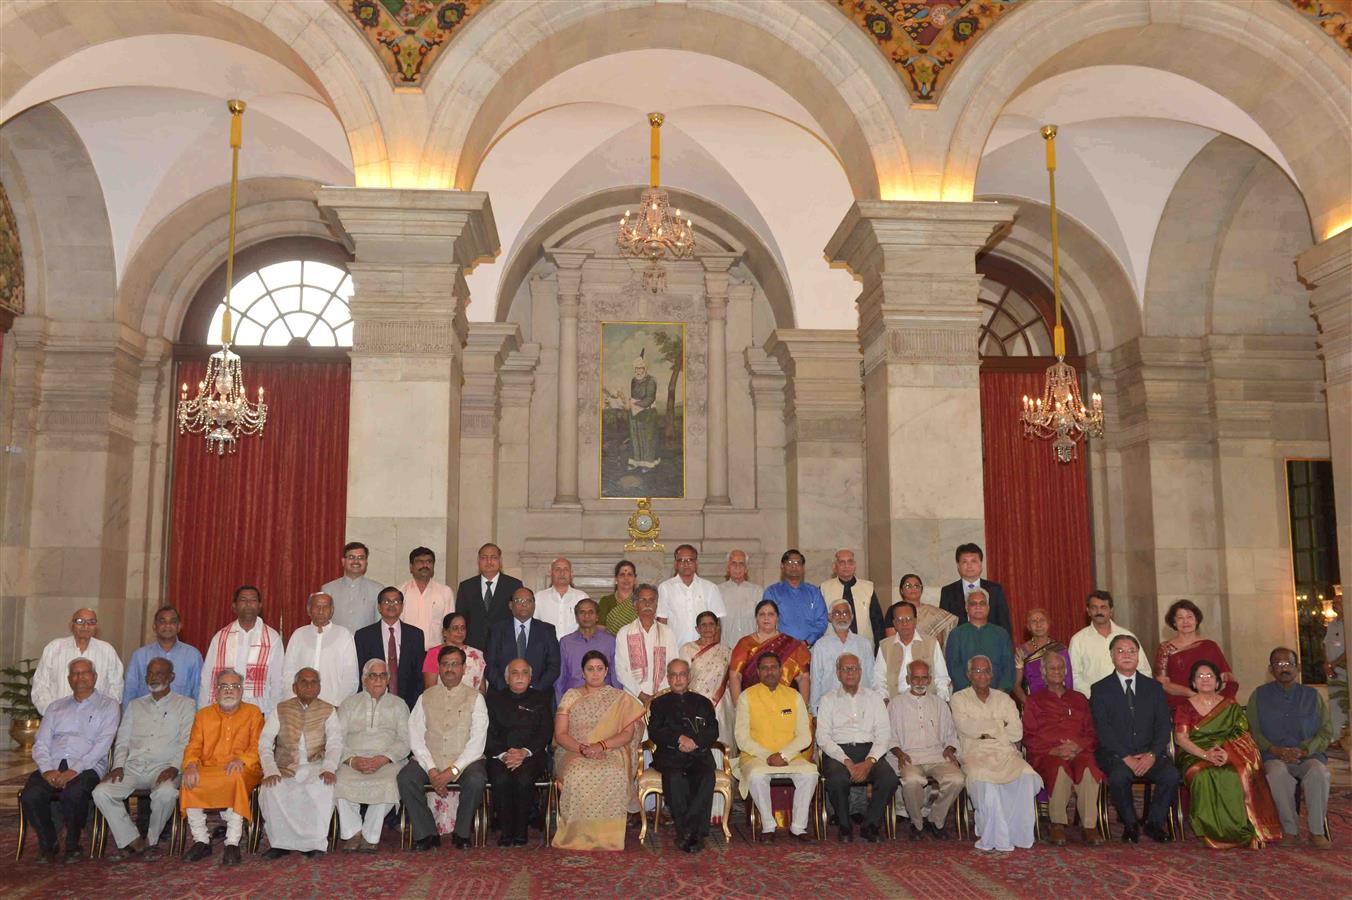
[398, 546, 454, 650]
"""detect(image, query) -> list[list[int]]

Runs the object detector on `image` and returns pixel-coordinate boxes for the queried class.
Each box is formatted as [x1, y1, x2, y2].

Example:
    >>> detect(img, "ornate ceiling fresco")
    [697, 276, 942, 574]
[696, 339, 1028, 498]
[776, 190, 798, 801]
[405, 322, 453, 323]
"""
[340, 0, 488, 85]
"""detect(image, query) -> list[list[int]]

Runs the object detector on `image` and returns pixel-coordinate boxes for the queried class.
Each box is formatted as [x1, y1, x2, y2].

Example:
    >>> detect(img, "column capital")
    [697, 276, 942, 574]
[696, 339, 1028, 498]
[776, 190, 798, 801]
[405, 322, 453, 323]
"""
[461, 323, 522, 439]
[825, 200, 1015, 280]
[316, 187, 499, 268]
[764, 329, 863, 442]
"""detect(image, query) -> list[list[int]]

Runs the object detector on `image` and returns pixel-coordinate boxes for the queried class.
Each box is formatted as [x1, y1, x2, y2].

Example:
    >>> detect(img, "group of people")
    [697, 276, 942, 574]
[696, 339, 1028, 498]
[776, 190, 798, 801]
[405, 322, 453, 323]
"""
[19, 540, 1337, 865]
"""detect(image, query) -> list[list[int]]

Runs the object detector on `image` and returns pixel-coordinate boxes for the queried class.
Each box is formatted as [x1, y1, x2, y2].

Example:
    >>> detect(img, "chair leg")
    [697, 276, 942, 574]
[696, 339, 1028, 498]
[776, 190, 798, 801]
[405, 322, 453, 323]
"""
[718, 786, 732, 844]
[16, 803, 26, 862]
[637, 788, 652, 844]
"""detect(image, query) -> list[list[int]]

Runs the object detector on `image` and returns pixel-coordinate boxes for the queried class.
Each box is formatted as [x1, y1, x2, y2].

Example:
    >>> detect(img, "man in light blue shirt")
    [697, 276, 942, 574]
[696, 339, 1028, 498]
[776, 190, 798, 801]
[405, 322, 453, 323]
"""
[763, 549, 828, 647]
[123, 605, 203, 708]
[20, 658, 120, 862]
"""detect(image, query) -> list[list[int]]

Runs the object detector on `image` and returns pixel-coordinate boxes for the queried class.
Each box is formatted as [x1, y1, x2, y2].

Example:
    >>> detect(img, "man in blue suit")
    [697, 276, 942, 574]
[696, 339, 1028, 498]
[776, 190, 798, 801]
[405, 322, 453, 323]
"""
[486, 587, 561, 698]
[1090, 634, 1178, 843]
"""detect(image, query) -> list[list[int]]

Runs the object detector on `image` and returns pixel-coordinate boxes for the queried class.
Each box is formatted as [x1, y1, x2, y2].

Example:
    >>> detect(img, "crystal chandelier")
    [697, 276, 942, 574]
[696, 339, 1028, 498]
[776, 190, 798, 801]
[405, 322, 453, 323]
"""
[177, 100, 268, 455]
[1018, 125, 1104, 463]
[617, 112, 695, 293]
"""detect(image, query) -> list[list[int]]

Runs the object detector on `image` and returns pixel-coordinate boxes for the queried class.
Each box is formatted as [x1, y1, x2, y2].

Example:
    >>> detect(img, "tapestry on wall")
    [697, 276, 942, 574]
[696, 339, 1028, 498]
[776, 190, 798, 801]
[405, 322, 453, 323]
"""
[834, 0, 1025, 103]
[600, 322, 685, 499]
[342, 0, 488, 85]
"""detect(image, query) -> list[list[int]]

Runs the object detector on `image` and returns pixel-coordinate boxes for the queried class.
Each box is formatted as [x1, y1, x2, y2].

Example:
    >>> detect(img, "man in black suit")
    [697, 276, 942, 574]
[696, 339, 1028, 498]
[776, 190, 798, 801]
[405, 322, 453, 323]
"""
[1090, 634, 1179, 843]
[457, 543, 523, 653]
[649, 658, 721, 853]
[484, 658, 553, 846]
[938, 543, 1011, 633]
[485, 588, 560, 697]
[354, 587, 425, 710]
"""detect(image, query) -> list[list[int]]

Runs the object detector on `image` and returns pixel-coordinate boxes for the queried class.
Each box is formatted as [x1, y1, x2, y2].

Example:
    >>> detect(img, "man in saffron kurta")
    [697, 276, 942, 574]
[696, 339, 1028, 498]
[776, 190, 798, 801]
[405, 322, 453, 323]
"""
[180, 669, 265, 866]
[735, 652, 816, 841]
[1021, 652, 1103, 845]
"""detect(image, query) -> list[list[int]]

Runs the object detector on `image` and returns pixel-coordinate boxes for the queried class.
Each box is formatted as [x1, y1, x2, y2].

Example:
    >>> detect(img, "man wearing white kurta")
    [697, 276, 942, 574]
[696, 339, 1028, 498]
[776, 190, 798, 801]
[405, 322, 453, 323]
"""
[810, 600, 875, 712]
[951, 655, 1042, 852]
[31, 608, 125, 714]
[873, 601, 952, 700]
[258, 668, 343, 857]
[335, 659, 410, 851]
[615, 586, 679, 703]
[92, 657, 196, 856]
[718, 550, 763, 646]
[283, 593, 359, 706]
[536, 557, 588, 639]
[657, 545, 726, 647]
[1068, 590, 1149, 698]
[199, 586, 286, 715]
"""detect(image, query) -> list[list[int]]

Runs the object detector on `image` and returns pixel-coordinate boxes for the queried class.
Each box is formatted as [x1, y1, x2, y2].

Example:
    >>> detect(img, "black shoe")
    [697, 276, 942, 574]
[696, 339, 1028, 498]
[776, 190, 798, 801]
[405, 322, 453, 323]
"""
[862, 824, 880, 843]
[1143, 822, 1172, 843]
[451, 834, 471, 850]
[1121, 824, 1140, 844]
[413, 834, 440, 852]
[687, 837, 704, 853]
[303, 850, 324, 859]
[184, 841, 212, 862]
[908, 825, 924, 841]
[511, 836, 530, 847]
[837, 826, 853, 843]
[262, 847, 290, 860]
[497, 834, 514, 848]
[61, 846, 83, 864]
[926, 822, 950, 841]
[793, 831, 813, 843]
[221, 845, 242, 867]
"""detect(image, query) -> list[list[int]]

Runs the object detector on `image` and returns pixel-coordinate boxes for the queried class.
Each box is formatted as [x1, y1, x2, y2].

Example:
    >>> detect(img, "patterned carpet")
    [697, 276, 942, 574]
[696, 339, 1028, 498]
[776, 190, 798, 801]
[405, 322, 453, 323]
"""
[1, 790, 1350, 899]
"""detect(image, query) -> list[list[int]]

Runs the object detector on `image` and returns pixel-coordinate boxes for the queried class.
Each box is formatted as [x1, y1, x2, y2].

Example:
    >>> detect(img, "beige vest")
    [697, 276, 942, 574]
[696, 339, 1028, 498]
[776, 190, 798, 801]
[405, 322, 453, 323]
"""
[821, 577, 876, 646]
[273, 697, 334, 777]
[422, 681, 478, 770]
[880, 635, 938, 696]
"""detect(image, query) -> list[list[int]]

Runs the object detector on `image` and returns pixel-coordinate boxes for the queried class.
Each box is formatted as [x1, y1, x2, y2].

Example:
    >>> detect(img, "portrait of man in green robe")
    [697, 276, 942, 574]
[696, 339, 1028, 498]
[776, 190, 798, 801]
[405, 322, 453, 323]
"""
[601, 322, 684, 498]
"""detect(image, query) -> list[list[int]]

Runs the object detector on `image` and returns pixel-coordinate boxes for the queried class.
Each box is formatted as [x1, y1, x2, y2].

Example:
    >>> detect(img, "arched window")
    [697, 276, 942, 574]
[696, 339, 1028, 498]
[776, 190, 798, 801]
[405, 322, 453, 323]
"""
[976, 256, 1080, 364]
[207, 259, 353, 347]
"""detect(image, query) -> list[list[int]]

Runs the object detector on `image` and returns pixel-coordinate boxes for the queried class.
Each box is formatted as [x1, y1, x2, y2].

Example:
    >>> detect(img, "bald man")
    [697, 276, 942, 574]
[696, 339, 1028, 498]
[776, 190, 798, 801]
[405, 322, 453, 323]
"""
[31, 608, 124, 715]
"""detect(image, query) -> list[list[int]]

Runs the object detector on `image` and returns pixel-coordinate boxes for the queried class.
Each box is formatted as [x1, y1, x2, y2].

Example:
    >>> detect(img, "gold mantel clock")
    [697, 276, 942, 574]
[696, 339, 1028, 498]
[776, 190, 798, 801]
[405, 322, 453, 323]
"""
[625, 498, 664, 552]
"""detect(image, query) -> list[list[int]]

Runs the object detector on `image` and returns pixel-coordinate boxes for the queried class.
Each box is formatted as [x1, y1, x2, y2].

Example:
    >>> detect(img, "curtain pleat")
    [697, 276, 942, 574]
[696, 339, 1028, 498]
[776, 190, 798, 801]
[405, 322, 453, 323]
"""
[168, 359, 350, 650]
[980, 369, 1094, 645]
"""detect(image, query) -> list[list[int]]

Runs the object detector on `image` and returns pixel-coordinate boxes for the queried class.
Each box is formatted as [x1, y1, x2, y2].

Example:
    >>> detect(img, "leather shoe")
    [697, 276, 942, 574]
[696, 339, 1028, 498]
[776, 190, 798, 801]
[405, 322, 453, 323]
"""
[450, 834, 471, 850]
[303, 849, 324, 859]
[1121, 824, 1140, 844]
[61, 847, 82, 864]
[1311, 834, 1332, 850]
[1085, 828, 1106, 847]
[1143, 822, 1171, 843]
[413, 834, 440, 852]
[262, 847, 290, 860]
[497, 834, 514, 848]
[862, 824, 880, 843]
[925, 822, 950, 841]
[907, 825, 924, 841]
[1049, 823, 1067, 846]
[511, 836, 530, 847]
[761, 831, 776, 843]
[358, 838, 379, 853]
[184, 841, 212, 862]
[342, 835, 364, 852]
[793, 831, 813, 843]
[221, 845, 242, 867]
[837, 826, 853, 843]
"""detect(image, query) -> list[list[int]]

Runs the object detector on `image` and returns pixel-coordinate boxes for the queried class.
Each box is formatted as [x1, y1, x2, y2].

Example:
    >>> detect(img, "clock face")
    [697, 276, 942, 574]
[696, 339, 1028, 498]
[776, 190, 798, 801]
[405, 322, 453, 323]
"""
[634, 514, 654, 532]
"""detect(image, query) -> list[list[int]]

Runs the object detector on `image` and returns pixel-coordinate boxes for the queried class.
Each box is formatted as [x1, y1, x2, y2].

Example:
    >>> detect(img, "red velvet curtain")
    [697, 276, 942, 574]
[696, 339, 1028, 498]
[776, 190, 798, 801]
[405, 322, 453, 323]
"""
[980, 369, 1094, 645]
[168, 359, 350, 650]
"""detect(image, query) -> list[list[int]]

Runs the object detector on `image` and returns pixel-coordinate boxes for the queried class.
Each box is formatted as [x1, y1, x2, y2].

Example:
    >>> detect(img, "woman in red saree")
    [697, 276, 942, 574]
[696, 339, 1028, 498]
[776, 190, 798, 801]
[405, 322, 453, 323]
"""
[1174, 659, 1282, 849]
[1156, 599, 1238, 711]
[727, 600, 810, 708]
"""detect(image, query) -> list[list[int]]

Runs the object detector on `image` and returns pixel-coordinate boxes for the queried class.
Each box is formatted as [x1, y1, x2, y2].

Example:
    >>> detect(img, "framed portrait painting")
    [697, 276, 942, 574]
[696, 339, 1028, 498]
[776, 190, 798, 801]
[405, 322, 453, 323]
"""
[599, 321, 685, 499]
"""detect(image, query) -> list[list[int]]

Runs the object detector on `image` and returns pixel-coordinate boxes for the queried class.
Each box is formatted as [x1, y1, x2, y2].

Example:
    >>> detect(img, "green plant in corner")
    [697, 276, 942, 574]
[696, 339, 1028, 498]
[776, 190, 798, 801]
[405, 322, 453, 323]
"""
[0, 657, 39, 720]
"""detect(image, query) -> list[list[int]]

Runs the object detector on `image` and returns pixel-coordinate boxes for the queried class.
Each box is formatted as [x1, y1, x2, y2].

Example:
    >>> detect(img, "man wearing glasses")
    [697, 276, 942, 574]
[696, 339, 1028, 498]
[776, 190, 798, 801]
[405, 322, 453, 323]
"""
[334, 658, 410, 852]
[762, 549, 827, 647]
[180, 669, 265, 866]
[31, 608, 124, 714]
[816, 653, 896, 843]
[354, 587, 426, 710]
[323, 541, 383, 633]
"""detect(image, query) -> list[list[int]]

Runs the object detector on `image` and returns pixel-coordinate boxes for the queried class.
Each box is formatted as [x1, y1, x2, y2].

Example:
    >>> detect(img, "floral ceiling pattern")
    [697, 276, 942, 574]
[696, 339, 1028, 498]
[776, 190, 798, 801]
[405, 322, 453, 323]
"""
[340, 0, 488, 86]
[1287, 0, 1352, 52]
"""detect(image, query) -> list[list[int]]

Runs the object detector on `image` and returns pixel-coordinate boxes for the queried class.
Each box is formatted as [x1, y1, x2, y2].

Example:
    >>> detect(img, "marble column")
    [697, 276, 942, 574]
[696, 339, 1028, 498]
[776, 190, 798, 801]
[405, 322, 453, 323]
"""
[1299, 230, 1352, 592]
[744, 347, 789, 585]
[764, 330, 865, 585]
[826, 200, 1014, 598]
[702, 253, 738, 507]
[545, 248, 592, 507]
[316, 187, 498, 585]
[457, 323, 521, 575]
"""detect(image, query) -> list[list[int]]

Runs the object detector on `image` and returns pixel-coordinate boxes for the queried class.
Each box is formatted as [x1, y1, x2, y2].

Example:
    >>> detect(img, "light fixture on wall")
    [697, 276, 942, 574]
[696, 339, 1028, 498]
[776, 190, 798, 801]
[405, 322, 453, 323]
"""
[1018, 125, 1104, 463]
[177, 99, 269, 455]
[616, 112, 695, 293]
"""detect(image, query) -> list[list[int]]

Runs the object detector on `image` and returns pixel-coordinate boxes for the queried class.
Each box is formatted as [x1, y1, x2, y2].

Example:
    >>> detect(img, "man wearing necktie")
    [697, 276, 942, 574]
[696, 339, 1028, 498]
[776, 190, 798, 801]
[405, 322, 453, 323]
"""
[938, 543, 1012, 634]
[354, 587, 426, 710]
[486, 587, 561, 696]
[457, 543, 524, 652]
[1090, 634, 1178, 844]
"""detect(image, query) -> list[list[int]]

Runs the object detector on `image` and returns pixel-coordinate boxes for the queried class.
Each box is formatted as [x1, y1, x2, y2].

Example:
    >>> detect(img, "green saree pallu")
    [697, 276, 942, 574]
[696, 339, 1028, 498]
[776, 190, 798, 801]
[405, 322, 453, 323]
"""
[1174, 698, 1283, 849]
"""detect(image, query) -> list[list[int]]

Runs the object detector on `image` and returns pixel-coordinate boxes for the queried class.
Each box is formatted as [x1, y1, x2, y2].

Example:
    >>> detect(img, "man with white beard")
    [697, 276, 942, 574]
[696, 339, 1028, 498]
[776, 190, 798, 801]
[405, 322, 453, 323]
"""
[888, 659, 964, 840]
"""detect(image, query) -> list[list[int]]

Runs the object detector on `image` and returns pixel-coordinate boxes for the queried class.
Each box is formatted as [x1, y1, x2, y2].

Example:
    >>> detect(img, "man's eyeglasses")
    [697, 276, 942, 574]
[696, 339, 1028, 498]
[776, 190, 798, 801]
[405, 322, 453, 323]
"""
[72, 618, 97, 626]
[364, 672, 390, 679]
[216, 683, 244, 693]
[379, 598, 402, 606]
[344, 554, 367, 562]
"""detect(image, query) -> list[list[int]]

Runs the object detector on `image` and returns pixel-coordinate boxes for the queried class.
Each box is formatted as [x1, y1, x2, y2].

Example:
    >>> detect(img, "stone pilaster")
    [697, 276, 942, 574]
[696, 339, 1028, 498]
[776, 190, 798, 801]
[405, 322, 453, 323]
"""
[316, 187, 498, 585]
[744, 347, 788, 586]
[764, 330, 865, 585]
[825, 200, 1014, 598]
[702, 253, 739, 506]
[1299, 230, 1352, 595]
[544, 248, 592, 507]
[457, 322, 521, 575]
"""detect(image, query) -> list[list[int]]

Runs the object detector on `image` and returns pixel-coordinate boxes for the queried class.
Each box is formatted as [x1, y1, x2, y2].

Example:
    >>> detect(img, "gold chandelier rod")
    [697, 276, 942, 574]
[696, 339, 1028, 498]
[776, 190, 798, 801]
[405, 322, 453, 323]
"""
[1041, 124, 1066, 359]
[648, 112, 664, 188]
[221, 99, 246, 347]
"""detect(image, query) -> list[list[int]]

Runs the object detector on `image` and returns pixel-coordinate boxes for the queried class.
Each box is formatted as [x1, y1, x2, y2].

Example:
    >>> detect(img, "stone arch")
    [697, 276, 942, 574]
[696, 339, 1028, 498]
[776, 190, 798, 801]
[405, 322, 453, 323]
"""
[0, 105, 115, 322]
[939, 0, 1352, 238]
[493, 187, 796, 330]
[0, 0, 390, 187]
[417, 0, 912, 200]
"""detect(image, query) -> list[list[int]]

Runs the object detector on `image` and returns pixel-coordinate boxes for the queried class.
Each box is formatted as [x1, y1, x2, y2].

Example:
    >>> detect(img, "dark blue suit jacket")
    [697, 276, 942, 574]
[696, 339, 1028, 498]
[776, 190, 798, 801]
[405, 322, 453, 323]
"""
[485, 617, 560, 696]
[354, 619, 425, 710]
[1090, 669, 1173, 766]
[939, 578, 1012, 634]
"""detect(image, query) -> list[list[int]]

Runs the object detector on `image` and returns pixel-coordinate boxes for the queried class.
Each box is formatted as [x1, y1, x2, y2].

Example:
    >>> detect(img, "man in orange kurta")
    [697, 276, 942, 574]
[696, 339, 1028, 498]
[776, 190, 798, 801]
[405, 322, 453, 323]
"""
[179, 669, 264, 866]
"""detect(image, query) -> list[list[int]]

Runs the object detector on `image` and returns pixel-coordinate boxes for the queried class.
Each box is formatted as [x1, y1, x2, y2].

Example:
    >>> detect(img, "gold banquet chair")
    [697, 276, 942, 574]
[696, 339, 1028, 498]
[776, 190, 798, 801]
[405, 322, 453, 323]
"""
[171, 787, 263, 855]
[635, 739, 734, 845]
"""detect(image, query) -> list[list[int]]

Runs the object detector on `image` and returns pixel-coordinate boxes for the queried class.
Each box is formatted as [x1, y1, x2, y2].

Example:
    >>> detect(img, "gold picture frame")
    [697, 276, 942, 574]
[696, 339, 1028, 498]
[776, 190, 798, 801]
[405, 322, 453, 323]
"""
[599, 321, 686, 499]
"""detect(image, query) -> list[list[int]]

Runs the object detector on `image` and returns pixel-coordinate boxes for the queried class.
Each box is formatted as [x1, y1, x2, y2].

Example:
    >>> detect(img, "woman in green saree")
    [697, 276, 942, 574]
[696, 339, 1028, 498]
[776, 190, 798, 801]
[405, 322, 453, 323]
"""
[1173, 659, 1282, 849]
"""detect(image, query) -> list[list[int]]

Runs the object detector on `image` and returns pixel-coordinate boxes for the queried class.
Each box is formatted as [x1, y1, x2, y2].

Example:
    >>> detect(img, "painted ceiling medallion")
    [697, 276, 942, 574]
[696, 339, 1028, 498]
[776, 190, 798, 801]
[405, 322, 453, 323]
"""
[341, 0, 489, 86]
[835, 0, 1025, 103]
[1287, 0, 1352, 53]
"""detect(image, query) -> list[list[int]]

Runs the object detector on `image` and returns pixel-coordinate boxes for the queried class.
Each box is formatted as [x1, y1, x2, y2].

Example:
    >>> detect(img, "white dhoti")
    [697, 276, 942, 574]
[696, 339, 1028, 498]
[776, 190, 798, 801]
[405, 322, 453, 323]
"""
[968, 773, 1041, 851]
[259, 763, 335, 852]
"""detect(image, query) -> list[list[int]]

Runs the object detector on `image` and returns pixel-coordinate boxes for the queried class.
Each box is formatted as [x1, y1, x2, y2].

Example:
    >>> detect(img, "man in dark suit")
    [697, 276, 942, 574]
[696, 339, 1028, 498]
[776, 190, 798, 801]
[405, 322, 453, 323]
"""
[354, 587, 425, 709]
[457, 543, 524, 653]
[1090, 634, 1179, 843]
[938, 543, 1011, 633]
[485, 587, 560, 697]
[484, 658, 553, 846]
[648, 658, 720, 853]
